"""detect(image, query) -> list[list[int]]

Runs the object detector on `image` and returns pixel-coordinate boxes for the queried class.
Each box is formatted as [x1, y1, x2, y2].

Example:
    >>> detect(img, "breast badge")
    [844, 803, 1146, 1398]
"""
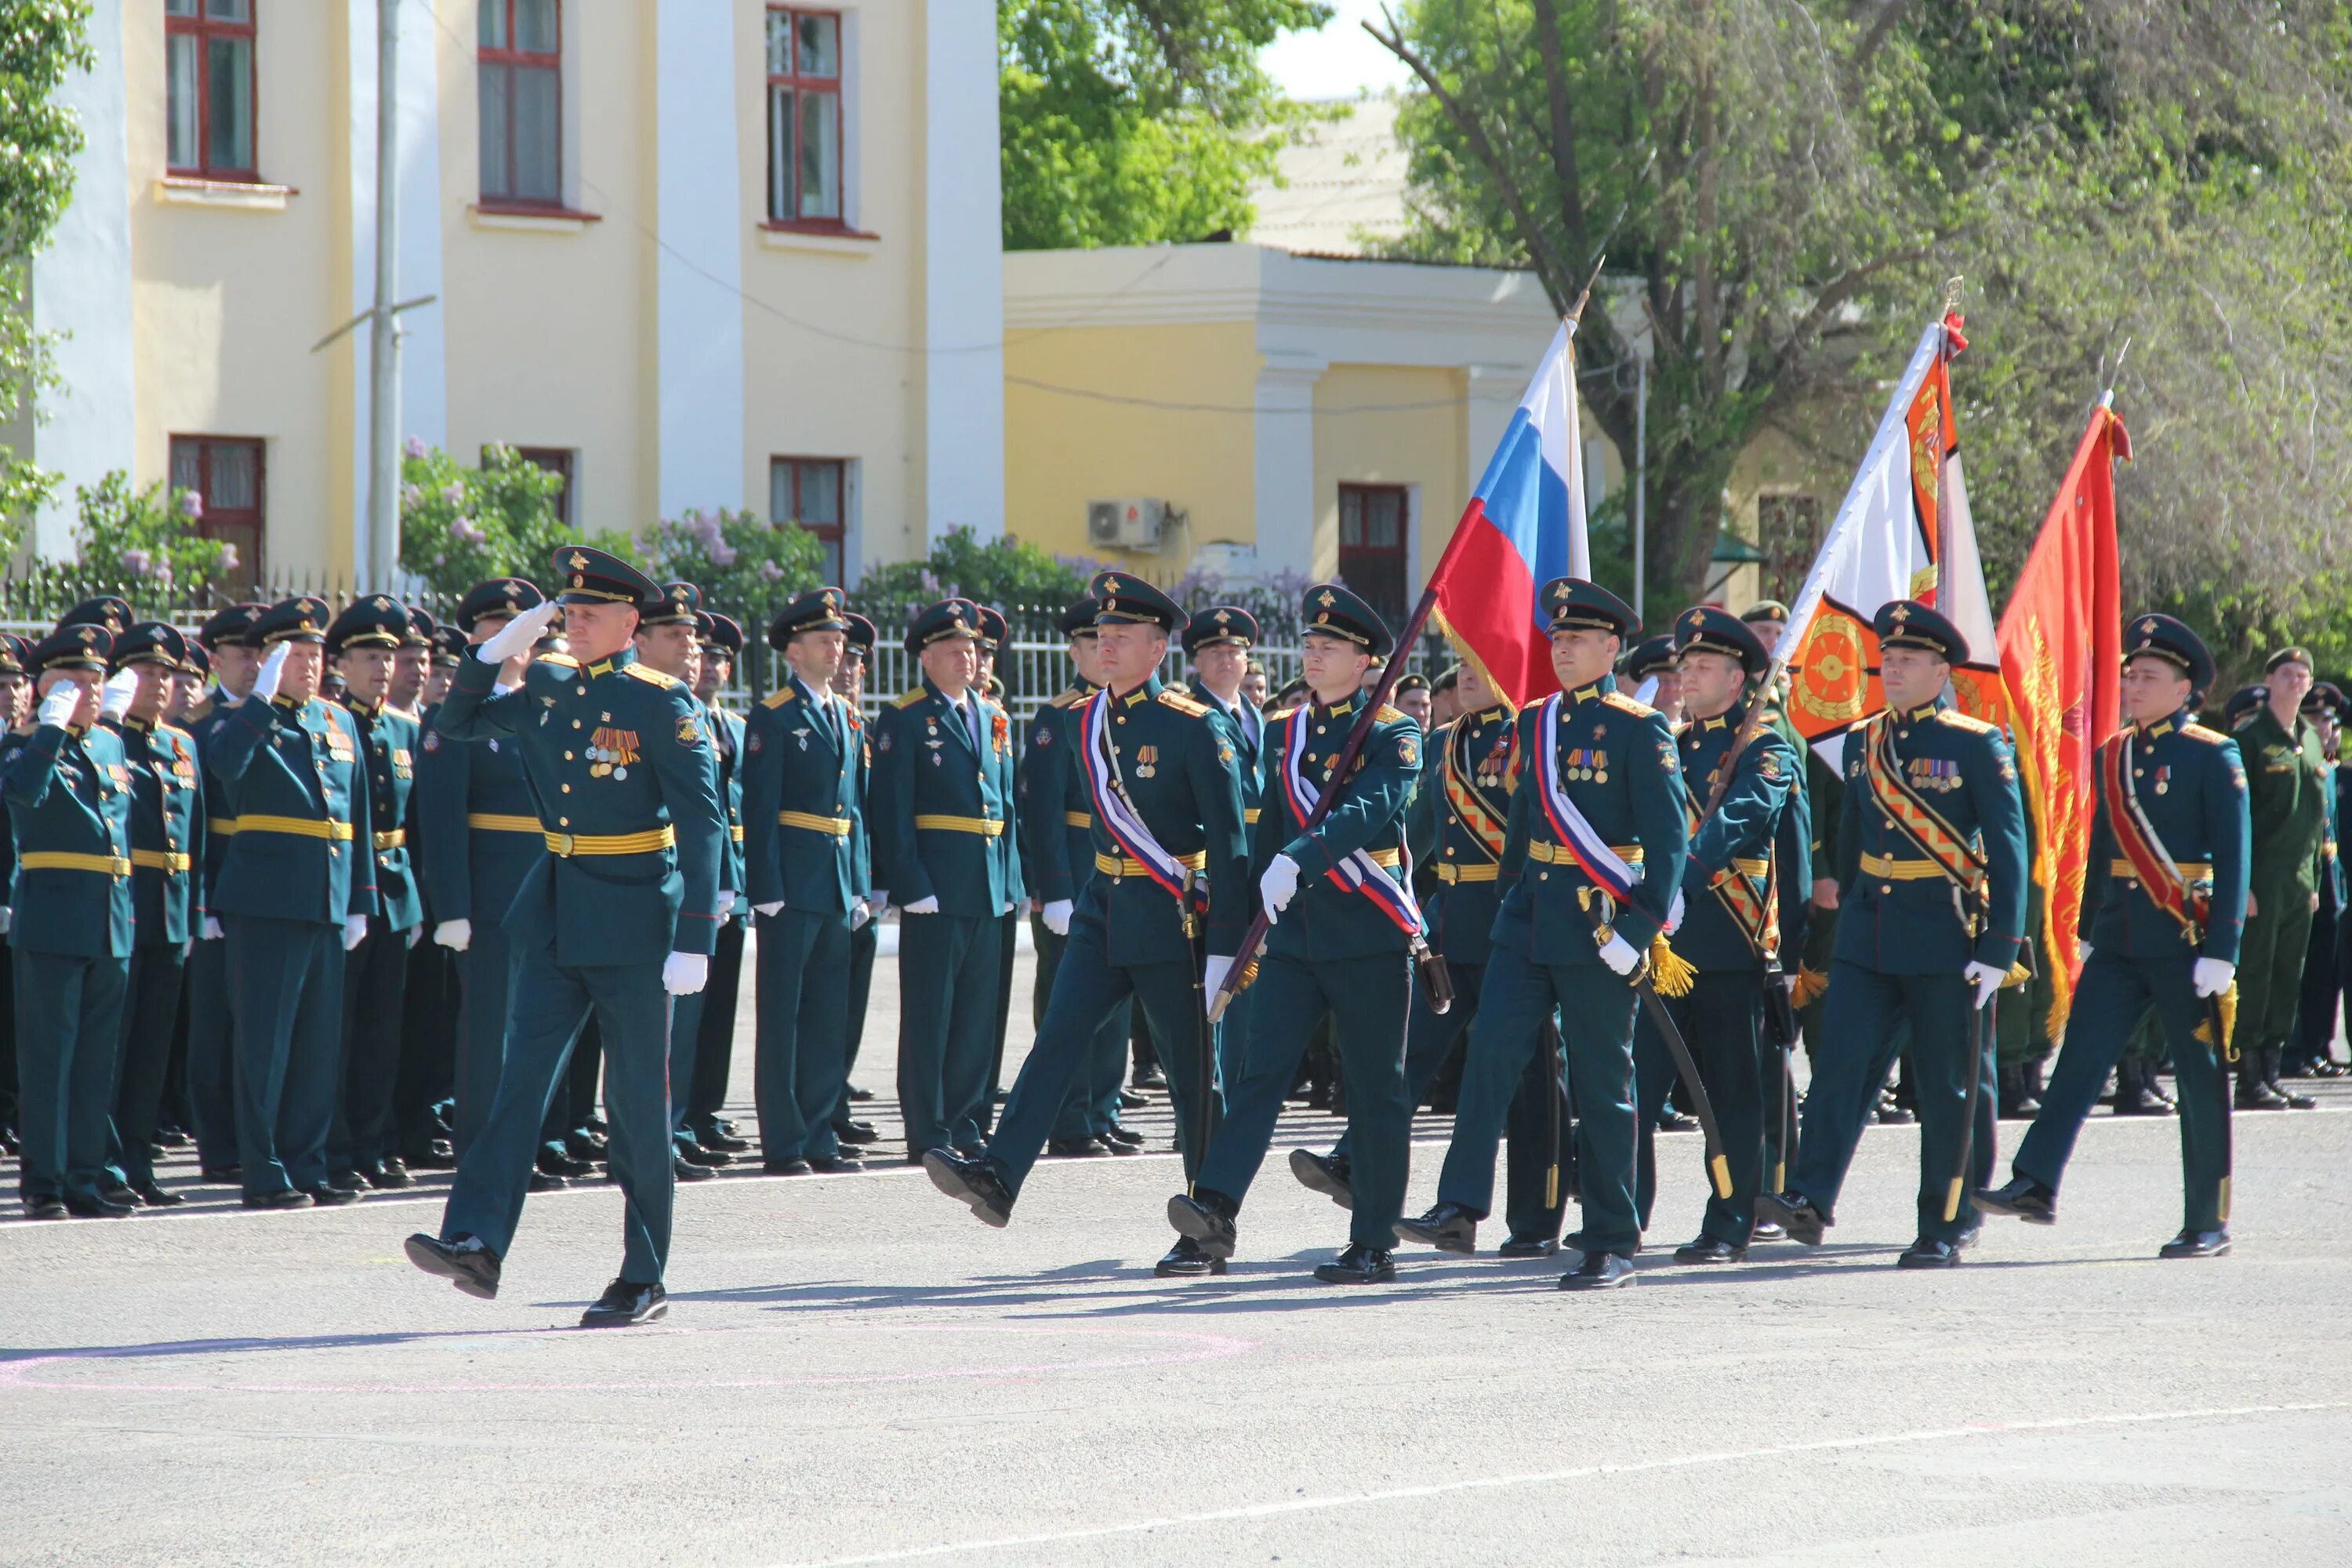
[590, 727, 641, 779]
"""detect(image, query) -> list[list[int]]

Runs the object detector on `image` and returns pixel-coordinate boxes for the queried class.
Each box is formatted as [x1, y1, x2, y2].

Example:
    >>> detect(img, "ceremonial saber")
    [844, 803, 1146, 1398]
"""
[1944, 989, 1994, 1223]
[1624, 951, 1735, 1200]
[1181, 865, 1216, 1199]
[2206, 989, 2234, 1223]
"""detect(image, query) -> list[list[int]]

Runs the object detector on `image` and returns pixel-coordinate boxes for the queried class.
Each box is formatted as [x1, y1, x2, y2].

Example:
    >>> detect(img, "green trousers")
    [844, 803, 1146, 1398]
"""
[2238, 892, 2317, 1057]
[13, 946, 129, 1203]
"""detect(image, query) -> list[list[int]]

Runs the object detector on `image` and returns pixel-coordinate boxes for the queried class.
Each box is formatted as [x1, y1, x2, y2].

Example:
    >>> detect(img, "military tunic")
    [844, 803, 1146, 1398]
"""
[328, 696, 421, 1181]
[2233, 704, 2328, 1063]
[683, 700, 751, 1142]
[179, 691, 248, 1174]
[109, 715, 204, 1190]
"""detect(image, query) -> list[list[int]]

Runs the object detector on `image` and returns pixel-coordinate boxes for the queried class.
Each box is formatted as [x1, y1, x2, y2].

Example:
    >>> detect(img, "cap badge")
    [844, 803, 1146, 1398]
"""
[1318, 590, 1338, 608]
[1889, 604, 1911, 622]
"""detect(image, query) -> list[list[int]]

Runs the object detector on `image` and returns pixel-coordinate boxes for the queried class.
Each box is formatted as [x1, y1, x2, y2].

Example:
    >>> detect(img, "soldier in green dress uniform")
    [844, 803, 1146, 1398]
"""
[180, 602, 267, 1183]
[680, 611, 754, 1160]
[828, 613, 882, 1144]
[1184, 606, 1266, 1100]
[2229, 647, 2327, 1109]
[0, 633, 31, 1161]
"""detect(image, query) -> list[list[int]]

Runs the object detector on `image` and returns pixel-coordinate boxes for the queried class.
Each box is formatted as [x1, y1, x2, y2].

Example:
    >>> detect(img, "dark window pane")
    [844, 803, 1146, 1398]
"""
[514, 0, 557, 53]
[479, 0, 505, 48]
[479, 64, 510, 197]
[167, 0, 198, 16]
[765, 10, 792, 74]
[205, 0, 250, 19]
[768, 86, 794, 219]
[207, 36, 252, 170]
[209, 444, 257, 510]
[167, 34, 200, 168]
[798, 90, 839, 218]
[169, 441, 201, 492]
[797, 13, 839, 77]
[797, 462, 841, 526]
[514, 65, 560, 199]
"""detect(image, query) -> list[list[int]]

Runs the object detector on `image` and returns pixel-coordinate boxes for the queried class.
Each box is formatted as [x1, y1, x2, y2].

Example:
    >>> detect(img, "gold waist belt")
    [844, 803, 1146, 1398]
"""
[1526, 840, 1643, 866]
[20, 851, 130, 877]
[130, 849, 193, 873]
[546, 826, 676, 857]
[1096, 850, 1209, 878]
[467, 813, 543, 834]
[1436, 862, 1500, 884]
[779, 811, 853, 836]
[730, 825, 746, 842]
[1244, 808, 1261, 825]
[1065, 811, 1092, 829]
[1859, 852, 1947, 881]
[207, 816, 238, 837]
[914, 814, 1004, 837]
[234, 815, 354, 842]
[1732, 856, 1769, 877]
[373, 829, 406, 851]
[2112, 859, 2213, 881]
[1363, 847, 1403, 869]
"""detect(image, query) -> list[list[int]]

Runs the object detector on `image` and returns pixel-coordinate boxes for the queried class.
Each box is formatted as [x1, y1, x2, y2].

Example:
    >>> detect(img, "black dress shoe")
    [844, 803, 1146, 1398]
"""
[1166, 1192, 1238, 1259]
[1875, 1098, 1916, 1126]
[2158, 1228, 2230, 1259]
[672, 1156, 715, 1182]
[540, 1147, 595, 1178]
[807, 1153, 864, 1174]
[1674, 1237, 1747, 1265]
[1497, 1234, 1559, 1258]
[1559, 1252, 1635, 1290]
[832, 1120, 880, 1145]
[677, 1143, 733, 1169]
[564, 1130, 608, 1160]
[1974, 1175, 2058, 1224]
[581, 1278, 668, 1327]
[22, 1195, 68, 1220]
[1314, 1242, 1396, 1284]
[693, 1124, 752, 1152]
[376, 1157, 415, 1189]
[1155, 1236, 1227, 1277]
[1287, 1149, 1355, 1210]
[304, 1185, 361, 1207]
[241, 1188, 312, 1210]
[530, 1171, 569, 1192]
[1655, 1109, 1700, 1133]
[2236, 1080, 2292, 1110]
[1896, 1237, 1959, 1269]
[923, 1150, 1013, 1227]
[1955, 1219, 1984, 1250]
[65, 1191, 137, 1218]
[404, 1142, 456, 1171]
[1102, 1123, 1145, 1149]
[1396, 1201, 1479, 1254]
[1131, 1066, 1169, 1091]
[1751, 1221, 1787, 1243]
[2310, 1055, 2349, 1078]
[405, 1232, 502, 1298]
[1116, 1089, 1146, 1110]
[759, 1156, 811, 1176]
[198, 1164, 243, 1184]
[1098, 1133, 1142, 1156]
[954, 1139, 990, 1160]
[96, 1179, 142, 1207]
[129, 1180, 184, 1207]
[1049, 1135, 1109, 1158]
[2270, 1080, 2319, 1109]
[1754, 1191, 1827, 1246]
[847, 1085, 875, 1102]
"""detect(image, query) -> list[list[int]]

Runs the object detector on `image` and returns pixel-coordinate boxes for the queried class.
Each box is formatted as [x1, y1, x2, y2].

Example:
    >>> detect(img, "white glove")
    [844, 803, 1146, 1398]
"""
[1259, 853, 1301, 923]
[2193, 956, 2236, 998]
[434, 918, 472, 952]
[1665, 887, 1687, 935]
[405, 925, 423, 949]
[1598, 934, 1643, 976]
[250, 641, 290, 703]
[2077, 938, 2092, 962]
[201, 914, 224, 942]
[343, 913, 369, 951]
[0, 906, 11, 935]
[1041, 898, 1073, 936]
[98, 669, 139, 720]
[717, 890, 737, 920]
[754, 900, 785, 918]
[1203, 954, 1235, 1000]
[851, 896, 871, 931]
[1964, 960, 2005, 1010]
[181, 938, 193, 959]
[34, 684, 79, 729]
[662, 951, 710, 996]
[1001, 900, 1014, 915]
[902, 895, 941, 914]
[477, 599, 561, 665]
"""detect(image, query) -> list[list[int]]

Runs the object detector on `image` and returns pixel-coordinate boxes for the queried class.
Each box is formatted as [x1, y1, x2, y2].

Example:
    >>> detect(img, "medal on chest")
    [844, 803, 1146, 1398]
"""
[1135, 744, 1160, 779]
[1564, 746, 1607, 784]
[588, 725, 640, 779]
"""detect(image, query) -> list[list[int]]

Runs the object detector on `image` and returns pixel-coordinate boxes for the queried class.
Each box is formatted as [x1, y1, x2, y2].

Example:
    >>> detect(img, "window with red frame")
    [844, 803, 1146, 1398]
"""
[765, 9, 844, 224]
[771, 458, 847, 584]
[169, 436, 265, 591]
[165, 0, 257, 180]
[479, 0, 561, 205]
[1338, 483, 1410, 632]
[508, 446, 576, 525]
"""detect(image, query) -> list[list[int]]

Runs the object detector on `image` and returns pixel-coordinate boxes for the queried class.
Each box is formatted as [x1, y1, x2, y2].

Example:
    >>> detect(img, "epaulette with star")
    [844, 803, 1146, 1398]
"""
[1046, 688, 1081, 710]
[1373, 702, 1406, 724]
[2183, 723, 2230, 746]
[1602, 691, 1657, 717]
[763, 688, 795, 710]
[1935, 709, 1996, 734]
[894, 687, 927, 710]
[1265, 706, 1298, 724]
[1156, 689, 1210, 718]
[623, 663, 681, 688]
[536, 652, 580, 668]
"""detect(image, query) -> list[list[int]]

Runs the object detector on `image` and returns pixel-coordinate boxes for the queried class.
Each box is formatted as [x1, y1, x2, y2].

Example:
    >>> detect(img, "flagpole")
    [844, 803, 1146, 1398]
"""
[1207, 259, 1607, 1022]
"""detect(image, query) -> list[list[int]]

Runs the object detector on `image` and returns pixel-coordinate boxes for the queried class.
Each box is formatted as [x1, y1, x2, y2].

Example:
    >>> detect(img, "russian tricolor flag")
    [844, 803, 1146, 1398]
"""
[1427, 321, 1591, 706]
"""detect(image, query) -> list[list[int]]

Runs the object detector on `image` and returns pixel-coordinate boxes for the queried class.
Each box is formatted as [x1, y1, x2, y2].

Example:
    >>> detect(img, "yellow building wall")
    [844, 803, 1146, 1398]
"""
[1721, 423, 1846, 610]
[125, 0, 349, 579]
[436, 0, 653, 542]
[1003, 321, 1260, 570]
[1312, 364, 1468, 586]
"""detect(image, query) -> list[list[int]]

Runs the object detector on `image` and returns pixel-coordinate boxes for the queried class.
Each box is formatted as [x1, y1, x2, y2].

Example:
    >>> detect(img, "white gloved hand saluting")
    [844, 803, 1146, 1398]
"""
[902, 895, 941, 915]
[1258, 853, 1301, 923]
[98, 670, 140, 722]
[249, 641, 291, 704]
[1041, 898, 1073, 936]
[343, 913, 370, 952]
[434, 918, 472, 952]
[1964, 960, 2005, 1010]
[477, 598, 561, 666]
[662, 951, 710, 996]
[2193, 956, 2236, 999]
[1598, 934, 1644, 977]
[34, 683, 80, 730]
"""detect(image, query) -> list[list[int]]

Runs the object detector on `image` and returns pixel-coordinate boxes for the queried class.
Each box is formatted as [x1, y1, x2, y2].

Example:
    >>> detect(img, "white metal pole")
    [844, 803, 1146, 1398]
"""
[367, 0, 401, 590]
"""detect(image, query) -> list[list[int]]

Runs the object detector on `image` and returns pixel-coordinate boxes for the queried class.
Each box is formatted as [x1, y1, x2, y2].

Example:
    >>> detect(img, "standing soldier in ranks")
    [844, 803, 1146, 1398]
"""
[0, 633, 31, 1159]
[1981, 616, 2250, 1258]
[826, 613, 883, 1147]
[183, 604, 266, 1184]
[1184, 605, 1265, 1096]
[974, 605, 1024, 1133]
[322, 598, 424, 1191]
[1630, 608, 1809, 1262]
[1167, 584, 1425, 1286]
[209, 597, 379, 1210]
[6, 624, 138, 1218]
[393, 625, 470, 1172]
[2229, 647, 2326, 1110]
[105, 622, 203, 1208]
[925, 575, 1249, 1277]
[1759, 601, 2027, 1267]
[871, 598, 1018, 1163]
[741, 588, 866, 1176]
[416, 579, 548, 1165]
[406, 547, 724, 1327]
[1397, 580, 1687, 1289]
[657, 602, 741, 1172]
[1018, 595, 1132, 1159]
[1623, 634, 1682, 720]
[2290, 682, 2347, 1078]
[1392, 672, 1433, 730]
[681, 611, 753, 1161]
[389, 608, 434, 713]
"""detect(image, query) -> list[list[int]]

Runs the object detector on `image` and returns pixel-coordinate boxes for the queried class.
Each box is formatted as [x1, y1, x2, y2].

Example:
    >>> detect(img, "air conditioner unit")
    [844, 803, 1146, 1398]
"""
[1086, 498, 1169, 550]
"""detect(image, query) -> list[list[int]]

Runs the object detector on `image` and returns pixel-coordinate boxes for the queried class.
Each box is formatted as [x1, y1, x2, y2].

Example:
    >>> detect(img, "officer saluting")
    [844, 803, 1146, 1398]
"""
[1759, 599, 2027, 1267]
[209, 597, 381, 1210]
[742, 587, 866, 1175]
[1398, 579, 1689, 1290]
[407, 547, 725, 1327]
[1980, 615, 2250, 1258]
[924, 575, 1248, 1277]
[6, 623, 137, 1219]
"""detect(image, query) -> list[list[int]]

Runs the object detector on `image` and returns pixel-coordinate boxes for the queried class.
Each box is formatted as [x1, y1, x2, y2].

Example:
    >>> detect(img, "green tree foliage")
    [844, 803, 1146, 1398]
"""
[1001, 0, 1334, 249]
[0, 0, 95, 550]
[397, 441, 588, 597]
[858, 525, 1090, 607]
[71, 472, 238, 601]
[639, 507, 829, 636]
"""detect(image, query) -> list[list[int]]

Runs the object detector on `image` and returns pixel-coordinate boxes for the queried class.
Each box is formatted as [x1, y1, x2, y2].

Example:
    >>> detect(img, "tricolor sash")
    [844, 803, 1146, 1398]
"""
[2100, 729, 2205, 942]
[1863, 712, 1987, 897]
[1279, 706, 1423, 935]
[1080, 689, 1200, 909]
[1530, 694, 1643, 901]
[1442, 717, 1511, 865]
[1686, 791, 1780, 960]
